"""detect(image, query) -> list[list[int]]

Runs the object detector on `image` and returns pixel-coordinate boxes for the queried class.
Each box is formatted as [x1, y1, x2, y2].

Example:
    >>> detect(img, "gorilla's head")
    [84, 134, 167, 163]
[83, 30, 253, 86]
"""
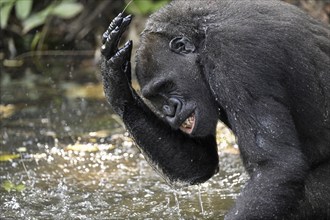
[136, 31, 219, 137]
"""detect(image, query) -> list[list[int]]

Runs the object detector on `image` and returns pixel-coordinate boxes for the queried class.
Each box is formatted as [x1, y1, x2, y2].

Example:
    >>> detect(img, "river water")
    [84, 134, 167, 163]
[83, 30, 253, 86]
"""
[0, 56, 246, 219]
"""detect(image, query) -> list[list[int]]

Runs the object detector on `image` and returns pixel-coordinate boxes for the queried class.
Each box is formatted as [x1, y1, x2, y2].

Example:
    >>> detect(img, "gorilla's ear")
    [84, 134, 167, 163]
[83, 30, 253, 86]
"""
[169, 36, 196, 54]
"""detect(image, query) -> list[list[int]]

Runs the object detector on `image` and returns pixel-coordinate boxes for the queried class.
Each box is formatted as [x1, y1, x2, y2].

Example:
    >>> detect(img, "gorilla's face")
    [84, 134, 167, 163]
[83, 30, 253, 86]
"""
[136, 33, 218, 137]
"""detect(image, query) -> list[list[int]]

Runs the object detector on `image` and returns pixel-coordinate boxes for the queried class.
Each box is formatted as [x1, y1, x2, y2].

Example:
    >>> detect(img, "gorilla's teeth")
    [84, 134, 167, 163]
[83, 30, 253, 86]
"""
[180, 114, 195, 133]
[182, 117, 192, 128]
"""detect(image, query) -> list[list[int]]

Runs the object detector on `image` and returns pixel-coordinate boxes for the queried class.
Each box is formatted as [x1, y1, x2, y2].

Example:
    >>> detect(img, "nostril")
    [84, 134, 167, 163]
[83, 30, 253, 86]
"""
[162, 105, 174, 116]
[162, 98, 182, 117]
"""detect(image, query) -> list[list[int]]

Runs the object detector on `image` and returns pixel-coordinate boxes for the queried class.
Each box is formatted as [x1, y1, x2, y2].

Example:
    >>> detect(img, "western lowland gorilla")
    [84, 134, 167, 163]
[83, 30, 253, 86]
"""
[100, 0, 330, 219]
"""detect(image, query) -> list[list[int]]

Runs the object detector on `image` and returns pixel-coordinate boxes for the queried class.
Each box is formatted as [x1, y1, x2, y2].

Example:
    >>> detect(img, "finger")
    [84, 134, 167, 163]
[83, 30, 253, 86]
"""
[114, 15, 132, 50]
[109, 13, 124, 31]
[109, 40, 133, 67]
[102, 13, 123, 44]
[102, 14, 123, 44]
[101, 26, 120, 58]
[112, 15, 132, 49]
[102, 14, 131, 45]
[123, 40, 133, 82]
[121, 15, 132, 29]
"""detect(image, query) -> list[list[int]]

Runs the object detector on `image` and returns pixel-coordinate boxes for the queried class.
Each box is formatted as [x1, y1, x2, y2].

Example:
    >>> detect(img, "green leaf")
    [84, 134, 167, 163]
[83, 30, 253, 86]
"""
[152, 1, 169, 11]
[15, 0, 33, 20]
[0, 153, 20, 161]
[0, 1, 15, 29]
[126, 0, 169, 16]
[0, 0, 16, 7]
[51, 2, 83, 19]
[134, 0, 153, 15]
[22, 5, 54, 34]
[15, 184, 26, 192]
[2, 180, 15, 192]
[30, 32, 41, 50]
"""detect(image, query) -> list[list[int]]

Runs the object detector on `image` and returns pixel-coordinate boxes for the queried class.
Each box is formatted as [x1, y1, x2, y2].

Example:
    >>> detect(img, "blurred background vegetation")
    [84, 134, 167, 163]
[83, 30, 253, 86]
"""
[0, 0, 329, 62]
[0, 0, 171, 61]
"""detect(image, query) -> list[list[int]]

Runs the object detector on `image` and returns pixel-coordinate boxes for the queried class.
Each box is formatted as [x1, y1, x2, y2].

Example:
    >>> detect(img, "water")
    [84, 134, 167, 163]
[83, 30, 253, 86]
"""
[198, 185, 205, 215]
[0, 56, 246, 219]
[174, 191, 182, 218]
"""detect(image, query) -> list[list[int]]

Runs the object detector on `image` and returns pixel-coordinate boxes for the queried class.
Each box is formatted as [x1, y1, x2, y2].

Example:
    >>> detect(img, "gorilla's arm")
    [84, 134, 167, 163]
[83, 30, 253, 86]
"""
[224, 98, 308, 219]
[202, 26, 310, 219]
[100, 14, 219, 185]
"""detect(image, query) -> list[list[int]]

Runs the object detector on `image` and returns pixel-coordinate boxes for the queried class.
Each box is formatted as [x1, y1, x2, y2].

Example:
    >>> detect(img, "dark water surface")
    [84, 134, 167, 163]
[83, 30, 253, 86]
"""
[0, 56, 246, 219]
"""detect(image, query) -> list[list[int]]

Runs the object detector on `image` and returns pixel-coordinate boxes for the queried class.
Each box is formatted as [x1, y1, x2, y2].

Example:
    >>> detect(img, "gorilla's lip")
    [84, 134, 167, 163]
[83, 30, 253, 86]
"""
[179, 112, 195, 134]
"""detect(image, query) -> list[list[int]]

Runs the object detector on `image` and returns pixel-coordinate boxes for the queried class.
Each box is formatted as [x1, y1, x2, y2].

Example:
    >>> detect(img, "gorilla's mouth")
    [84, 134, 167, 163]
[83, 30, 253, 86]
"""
[179, 113, 195, 134]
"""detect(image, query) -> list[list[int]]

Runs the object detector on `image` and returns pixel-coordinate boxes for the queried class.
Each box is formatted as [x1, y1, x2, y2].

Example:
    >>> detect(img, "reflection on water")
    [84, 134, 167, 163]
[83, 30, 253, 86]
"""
[0, 57, 246, 219]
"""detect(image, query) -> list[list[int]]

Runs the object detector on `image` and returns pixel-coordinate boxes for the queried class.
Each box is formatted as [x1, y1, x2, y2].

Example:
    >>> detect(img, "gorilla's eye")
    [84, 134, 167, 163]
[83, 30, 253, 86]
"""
[169, 36, 196, 54]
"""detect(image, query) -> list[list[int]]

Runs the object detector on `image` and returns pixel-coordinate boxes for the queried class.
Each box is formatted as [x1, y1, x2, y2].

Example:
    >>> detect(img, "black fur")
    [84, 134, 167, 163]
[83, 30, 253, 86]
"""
[100, 0, 330, 219]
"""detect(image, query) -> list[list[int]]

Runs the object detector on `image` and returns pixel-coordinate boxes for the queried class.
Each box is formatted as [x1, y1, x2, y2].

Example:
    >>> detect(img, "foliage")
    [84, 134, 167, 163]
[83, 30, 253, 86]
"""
[0, 0, 83, 33]
[0, 153, 20, 161]
[1, 180, 26, 192]
[1, 0, 31, 29]
[125, 0, 170, 16]
[0, 0, 171, 59]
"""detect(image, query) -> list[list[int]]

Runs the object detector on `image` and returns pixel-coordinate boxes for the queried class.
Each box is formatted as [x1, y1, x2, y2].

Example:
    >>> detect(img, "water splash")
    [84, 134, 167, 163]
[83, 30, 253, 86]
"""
[174, 191, 182, 218]
[198, 185, 205, 215]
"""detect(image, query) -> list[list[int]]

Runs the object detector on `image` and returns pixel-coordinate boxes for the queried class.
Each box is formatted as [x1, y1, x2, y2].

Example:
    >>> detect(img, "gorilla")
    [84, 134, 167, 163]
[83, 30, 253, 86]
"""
[100, 0, 330, 219]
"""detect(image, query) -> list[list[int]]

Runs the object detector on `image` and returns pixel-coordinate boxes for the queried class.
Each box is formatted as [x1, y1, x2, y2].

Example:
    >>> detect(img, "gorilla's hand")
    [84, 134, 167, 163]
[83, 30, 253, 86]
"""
[100, 13, 134, 116]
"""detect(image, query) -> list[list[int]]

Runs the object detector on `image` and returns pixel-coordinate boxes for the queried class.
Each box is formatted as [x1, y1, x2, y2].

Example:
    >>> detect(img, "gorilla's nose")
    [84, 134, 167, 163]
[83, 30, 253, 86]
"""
[162, 105, 175, 116]
[162, 98, 181, 117]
